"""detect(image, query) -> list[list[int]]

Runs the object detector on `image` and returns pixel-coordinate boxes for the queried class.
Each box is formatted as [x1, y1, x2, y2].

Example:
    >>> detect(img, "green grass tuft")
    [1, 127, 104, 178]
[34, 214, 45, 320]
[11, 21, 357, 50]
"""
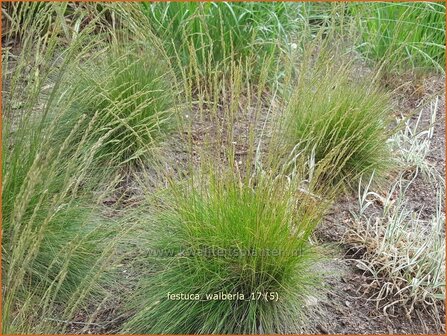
[282, 55, 394, 187]
[123, 172, 324, 334]
[67, 44, 176, 166]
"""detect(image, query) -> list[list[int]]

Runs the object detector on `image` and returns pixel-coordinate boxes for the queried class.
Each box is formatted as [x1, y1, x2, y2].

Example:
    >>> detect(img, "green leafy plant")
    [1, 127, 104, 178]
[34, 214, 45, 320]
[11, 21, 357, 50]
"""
[123, 171, 325, 334]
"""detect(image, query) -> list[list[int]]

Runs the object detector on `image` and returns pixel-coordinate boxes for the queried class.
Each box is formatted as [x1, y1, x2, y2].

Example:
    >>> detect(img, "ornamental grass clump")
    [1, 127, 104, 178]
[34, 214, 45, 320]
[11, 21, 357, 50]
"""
[69, 44, 176, 166]
[283, 56, 394, 188]
[123, 171, 326, 334]
[347, 177, 445, 316]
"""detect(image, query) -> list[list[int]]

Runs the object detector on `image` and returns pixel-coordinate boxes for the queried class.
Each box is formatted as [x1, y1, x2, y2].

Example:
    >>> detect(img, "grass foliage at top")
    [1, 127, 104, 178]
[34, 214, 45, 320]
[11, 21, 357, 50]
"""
[302, 2, 445, 72]
[350, 1, 446, 72]
[142, 1, 299, 77]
